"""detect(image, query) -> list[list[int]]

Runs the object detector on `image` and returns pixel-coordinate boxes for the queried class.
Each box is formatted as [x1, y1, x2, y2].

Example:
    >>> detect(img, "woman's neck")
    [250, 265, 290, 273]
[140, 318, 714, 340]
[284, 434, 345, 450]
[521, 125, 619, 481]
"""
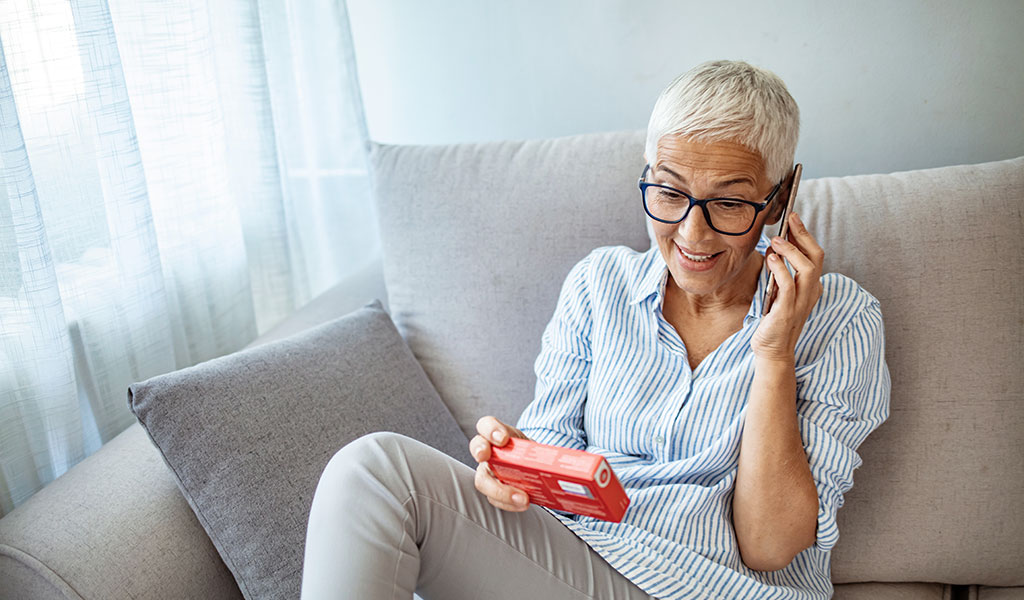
[664, 253, 764, 320]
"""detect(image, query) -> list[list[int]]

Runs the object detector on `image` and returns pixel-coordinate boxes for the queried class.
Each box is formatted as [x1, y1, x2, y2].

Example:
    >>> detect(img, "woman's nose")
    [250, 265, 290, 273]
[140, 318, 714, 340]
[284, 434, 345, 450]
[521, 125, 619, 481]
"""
[678, 205, 713, 238]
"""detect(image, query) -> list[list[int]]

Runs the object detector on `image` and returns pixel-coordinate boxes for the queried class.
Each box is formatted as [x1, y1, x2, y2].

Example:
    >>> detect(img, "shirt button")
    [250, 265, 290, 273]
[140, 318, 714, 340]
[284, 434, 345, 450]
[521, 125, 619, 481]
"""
[655, 435, 665, 445]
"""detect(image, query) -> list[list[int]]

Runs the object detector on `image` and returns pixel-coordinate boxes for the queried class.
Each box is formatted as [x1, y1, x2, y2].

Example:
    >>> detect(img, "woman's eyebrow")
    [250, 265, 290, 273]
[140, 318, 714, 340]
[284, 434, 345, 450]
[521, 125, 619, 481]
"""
[657, 165, 686, 184]
[656, 166, 756, 191]
[717, 177, 756, 189]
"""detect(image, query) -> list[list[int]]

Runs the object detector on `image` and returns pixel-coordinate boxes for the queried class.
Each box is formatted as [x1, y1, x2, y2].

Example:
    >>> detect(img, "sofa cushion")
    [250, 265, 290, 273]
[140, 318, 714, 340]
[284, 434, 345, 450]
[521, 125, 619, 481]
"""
[978, 587, 1024, 600]
[832, 583, 949, 600]
[128, 301, 472, 600]
[371, 130, 649, 438]
[372, 129, 1023, 585]
[799, 157, 1024, 585]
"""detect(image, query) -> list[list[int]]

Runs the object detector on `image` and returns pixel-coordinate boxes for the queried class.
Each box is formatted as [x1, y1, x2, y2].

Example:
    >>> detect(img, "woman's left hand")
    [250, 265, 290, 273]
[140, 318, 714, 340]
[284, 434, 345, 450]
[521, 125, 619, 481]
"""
[751, 212, 824, 363]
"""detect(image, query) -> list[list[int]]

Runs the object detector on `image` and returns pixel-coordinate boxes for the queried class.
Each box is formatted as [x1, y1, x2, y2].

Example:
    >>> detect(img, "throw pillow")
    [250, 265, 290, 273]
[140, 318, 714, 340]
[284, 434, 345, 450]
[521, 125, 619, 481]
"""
[128, 301, 472, 600]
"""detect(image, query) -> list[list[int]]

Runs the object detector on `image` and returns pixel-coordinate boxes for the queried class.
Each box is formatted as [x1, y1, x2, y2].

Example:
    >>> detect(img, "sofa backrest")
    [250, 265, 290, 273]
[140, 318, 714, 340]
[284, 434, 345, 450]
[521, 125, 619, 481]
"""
[370, 130, 1023, 585]
[371, 131, 650, 433]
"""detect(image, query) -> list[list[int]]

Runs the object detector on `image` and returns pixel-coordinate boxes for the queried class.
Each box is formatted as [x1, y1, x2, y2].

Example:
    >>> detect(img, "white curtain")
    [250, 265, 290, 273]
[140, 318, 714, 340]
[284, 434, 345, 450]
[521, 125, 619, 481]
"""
[0, 0, 375, 517]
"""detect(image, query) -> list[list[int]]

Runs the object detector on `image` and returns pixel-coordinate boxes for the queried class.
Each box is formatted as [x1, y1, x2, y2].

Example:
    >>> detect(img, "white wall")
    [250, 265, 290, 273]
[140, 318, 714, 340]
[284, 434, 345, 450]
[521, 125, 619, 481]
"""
[347, 0, 1023, 179]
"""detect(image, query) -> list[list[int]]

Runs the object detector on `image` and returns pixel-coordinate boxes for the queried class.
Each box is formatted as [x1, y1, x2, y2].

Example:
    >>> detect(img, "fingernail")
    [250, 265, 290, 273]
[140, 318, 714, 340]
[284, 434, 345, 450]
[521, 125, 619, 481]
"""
[491, 431, 504, 443]
[512, 493, 526, 504]
[768, 254, 780, 262]
[792, 212, 803, 225]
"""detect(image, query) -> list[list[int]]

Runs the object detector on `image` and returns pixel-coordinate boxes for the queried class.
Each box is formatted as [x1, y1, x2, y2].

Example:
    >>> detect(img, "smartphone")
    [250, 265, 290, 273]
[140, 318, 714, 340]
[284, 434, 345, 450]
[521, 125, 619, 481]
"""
[762, 163, 803, 316]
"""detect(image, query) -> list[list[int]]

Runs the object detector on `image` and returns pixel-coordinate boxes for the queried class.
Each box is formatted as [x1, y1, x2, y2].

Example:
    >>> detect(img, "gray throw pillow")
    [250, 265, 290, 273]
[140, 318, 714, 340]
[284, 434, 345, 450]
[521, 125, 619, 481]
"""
[128, 301, 472, 600]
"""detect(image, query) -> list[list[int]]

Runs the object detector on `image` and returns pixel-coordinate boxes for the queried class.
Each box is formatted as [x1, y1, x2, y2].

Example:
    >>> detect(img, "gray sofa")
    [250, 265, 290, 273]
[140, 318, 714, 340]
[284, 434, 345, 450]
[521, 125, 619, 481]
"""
[1, 130, 1021, 600]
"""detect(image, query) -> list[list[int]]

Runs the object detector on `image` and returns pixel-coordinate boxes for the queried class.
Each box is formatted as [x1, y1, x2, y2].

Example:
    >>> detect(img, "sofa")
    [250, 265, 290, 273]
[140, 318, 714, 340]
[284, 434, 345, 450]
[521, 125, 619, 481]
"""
[0, 130, 1021, 600]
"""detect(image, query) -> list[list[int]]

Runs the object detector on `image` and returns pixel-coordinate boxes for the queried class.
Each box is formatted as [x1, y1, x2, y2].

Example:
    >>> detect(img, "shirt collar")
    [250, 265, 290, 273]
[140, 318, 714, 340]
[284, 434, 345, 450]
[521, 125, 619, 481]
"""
[630, 235, 773, 324]
[628, 247, 670, 306]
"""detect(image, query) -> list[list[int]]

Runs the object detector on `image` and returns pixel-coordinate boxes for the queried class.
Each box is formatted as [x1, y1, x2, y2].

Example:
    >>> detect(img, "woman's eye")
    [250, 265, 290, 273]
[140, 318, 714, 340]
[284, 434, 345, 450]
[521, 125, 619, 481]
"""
[715, 200, 746, 210]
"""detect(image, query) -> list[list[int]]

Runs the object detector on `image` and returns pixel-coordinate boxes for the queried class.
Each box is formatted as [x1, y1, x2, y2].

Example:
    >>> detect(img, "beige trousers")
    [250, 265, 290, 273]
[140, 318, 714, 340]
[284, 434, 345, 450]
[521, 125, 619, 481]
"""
[301, 431, 653, 600]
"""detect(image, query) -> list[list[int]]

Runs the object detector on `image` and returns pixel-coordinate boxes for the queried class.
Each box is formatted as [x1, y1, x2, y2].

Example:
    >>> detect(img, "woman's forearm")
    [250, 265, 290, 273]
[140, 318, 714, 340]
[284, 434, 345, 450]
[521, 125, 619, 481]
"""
[732, 357, 818, 571]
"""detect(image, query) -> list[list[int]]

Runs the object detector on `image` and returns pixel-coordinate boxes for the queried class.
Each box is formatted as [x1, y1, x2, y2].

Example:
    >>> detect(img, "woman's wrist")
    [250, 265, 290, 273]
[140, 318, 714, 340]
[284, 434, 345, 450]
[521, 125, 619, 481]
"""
[750, 355, 798, 410]
[753, 354, 796, 378]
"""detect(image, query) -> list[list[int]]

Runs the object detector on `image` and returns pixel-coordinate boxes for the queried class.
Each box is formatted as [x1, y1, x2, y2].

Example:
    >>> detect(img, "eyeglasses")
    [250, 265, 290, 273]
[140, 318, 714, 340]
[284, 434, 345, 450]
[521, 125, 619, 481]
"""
[638, 164, 782, 236]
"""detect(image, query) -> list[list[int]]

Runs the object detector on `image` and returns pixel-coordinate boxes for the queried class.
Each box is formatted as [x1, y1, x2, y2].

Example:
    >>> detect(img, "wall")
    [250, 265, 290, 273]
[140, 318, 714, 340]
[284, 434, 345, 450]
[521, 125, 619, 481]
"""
[347, 0, 1024, 178]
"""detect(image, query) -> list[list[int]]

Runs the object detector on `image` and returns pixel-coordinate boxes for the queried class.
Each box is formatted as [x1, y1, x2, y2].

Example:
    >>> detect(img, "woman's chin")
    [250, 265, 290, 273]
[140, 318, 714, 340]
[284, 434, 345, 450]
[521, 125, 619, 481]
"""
[668, 269, 720, 297]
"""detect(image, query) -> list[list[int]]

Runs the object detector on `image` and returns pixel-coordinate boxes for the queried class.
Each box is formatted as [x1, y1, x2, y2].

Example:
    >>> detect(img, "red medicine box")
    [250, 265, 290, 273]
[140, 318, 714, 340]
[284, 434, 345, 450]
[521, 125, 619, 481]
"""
[488, 438, 630, 522]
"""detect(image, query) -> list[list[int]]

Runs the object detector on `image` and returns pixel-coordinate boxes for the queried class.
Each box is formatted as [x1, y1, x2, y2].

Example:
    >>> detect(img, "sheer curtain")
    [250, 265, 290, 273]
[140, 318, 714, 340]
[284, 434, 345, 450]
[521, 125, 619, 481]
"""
[0, 0, 375, 517]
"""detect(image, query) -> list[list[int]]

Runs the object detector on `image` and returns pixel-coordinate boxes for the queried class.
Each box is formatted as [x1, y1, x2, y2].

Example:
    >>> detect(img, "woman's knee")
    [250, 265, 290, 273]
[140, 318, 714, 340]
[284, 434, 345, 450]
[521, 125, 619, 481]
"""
[318, 431, 416, 489]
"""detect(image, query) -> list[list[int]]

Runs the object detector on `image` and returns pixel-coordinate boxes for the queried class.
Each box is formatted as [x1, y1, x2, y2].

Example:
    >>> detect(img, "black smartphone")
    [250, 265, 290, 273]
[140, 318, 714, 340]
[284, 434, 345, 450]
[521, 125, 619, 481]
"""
[762, 163, 803, 316]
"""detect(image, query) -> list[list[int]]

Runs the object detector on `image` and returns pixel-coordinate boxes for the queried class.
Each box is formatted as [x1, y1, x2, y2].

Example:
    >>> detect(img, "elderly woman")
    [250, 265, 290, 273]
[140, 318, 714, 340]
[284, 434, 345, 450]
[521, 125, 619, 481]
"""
[301, 60, 890, 600]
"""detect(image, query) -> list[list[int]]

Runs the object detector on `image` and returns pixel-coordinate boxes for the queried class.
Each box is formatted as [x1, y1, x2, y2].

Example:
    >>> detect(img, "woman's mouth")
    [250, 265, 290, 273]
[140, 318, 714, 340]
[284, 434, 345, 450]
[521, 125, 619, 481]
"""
[675, 243, 724, 271]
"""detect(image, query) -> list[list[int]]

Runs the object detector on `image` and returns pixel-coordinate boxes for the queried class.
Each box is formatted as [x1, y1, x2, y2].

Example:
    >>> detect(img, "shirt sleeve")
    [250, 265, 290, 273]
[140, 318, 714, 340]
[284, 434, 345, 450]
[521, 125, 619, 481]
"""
[515, 252, 595, 451]
[795, 298, 891, 552]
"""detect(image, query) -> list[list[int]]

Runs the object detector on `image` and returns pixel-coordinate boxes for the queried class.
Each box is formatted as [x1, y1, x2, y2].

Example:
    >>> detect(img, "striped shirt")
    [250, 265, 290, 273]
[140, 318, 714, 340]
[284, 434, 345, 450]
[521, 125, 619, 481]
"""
[517, 235, 891, 600]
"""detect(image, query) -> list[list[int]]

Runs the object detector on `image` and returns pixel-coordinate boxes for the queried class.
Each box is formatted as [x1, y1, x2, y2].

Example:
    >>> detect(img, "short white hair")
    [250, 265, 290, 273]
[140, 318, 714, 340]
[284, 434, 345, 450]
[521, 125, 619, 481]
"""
[644, 60, 800, 184]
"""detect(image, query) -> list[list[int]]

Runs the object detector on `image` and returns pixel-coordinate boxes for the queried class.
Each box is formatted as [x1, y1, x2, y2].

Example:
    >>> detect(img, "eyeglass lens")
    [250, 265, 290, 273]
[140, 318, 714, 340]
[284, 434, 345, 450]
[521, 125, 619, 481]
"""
[644, 187, 756, 233]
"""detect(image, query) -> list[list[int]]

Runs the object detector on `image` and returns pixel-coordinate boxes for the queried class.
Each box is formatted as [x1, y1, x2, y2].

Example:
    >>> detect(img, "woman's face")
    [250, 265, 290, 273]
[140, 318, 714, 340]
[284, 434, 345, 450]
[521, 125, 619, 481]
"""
[648, 135, 781, 303]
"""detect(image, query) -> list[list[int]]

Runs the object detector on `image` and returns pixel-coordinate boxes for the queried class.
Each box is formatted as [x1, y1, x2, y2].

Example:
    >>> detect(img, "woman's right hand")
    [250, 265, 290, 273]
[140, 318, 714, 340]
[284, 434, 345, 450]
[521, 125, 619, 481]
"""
[470, 416, 532, 512]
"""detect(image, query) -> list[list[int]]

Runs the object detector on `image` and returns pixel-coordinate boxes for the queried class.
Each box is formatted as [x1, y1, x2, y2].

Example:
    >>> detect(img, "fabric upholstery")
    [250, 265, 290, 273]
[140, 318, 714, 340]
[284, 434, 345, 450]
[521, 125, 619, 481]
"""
[371, 130, 650, 437]
[832, 583, 950, 600]
[978, 588, 1024, 600]
[371, 129, 1024, 585]
[128, 302, 472, 600]
[0, 423, 242, 600]
[802, 158, 1024, 584]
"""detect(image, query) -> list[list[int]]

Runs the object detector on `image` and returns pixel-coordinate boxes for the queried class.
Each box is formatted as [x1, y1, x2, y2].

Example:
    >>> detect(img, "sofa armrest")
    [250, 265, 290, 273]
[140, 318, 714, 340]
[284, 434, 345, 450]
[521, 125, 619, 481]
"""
[0, 423, 243, 600]
[0, 255, 390, 600]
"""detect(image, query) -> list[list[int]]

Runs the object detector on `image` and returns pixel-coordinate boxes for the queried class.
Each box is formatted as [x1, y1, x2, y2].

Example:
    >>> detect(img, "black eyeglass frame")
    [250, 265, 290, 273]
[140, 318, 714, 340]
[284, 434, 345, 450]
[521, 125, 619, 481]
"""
[638, 164, 783, 236]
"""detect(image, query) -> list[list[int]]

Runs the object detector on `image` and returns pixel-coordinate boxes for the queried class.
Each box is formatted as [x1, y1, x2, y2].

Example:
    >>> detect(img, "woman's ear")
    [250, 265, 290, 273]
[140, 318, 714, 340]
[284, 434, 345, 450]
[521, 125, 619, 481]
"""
[765, 165, 796, 225]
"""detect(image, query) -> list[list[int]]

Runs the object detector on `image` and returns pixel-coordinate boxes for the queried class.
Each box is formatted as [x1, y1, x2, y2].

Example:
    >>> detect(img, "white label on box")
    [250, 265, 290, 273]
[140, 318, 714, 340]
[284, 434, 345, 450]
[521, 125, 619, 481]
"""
[557, 480, 594, 498]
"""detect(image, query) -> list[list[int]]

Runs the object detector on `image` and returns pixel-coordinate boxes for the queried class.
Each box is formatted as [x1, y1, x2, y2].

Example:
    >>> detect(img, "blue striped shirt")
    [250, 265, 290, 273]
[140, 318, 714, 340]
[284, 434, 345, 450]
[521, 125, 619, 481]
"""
[517, 235, 891, 600]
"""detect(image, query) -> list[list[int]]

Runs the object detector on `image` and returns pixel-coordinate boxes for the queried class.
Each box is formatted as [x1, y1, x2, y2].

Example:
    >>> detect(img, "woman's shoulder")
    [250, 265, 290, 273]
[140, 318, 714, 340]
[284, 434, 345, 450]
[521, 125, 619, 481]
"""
[818, 272, 881, 311]
[807, 272, 884, 334]
[578, 244, 652, 265]
[797, 273, 888, 382]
